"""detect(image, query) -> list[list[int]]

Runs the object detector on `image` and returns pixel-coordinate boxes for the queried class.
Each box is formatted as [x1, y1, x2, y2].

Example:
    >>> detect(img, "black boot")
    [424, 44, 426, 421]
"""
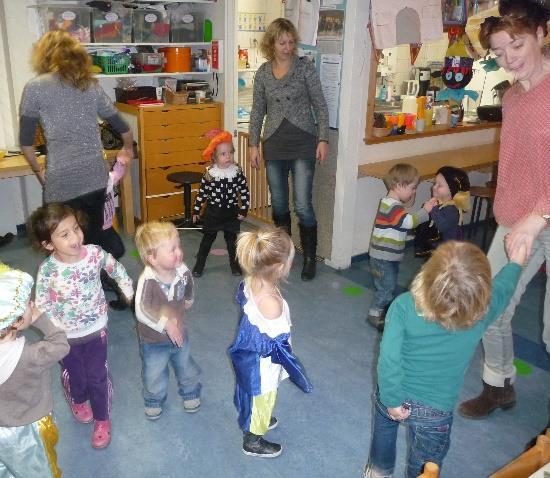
[224, 231, 241, 276]
[273, 213, 291, 237]
[242, 431, 282, 458]
[0, 233, 14, 248]
[299, 223, 317, 281]
[193, 232, 217, 277]
[458, 378, 516, 419]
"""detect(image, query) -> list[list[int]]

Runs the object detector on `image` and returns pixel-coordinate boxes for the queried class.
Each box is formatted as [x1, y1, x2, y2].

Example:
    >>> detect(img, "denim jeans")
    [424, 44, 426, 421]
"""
[482, 226, 550, 386]
[140, 336, 202, 408]
[265, 159, 316, 227]
[366, 393, 453, 478]
[369, 258, 400, 317]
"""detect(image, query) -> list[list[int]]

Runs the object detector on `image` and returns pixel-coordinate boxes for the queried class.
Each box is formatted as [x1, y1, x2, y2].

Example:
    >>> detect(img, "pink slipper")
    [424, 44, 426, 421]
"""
[92, 420, 111, 449]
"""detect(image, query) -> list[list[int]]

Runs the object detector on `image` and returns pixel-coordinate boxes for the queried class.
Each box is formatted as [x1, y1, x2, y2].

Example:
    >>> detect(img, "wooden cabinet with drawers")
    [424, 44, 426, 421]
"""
[115, 102, 223, 222]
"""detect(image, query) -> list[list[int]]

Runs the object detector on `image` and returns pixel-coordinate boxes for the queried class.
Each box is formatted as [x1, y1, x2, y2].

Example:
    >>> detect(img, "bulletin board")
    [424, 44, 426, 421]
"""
[285, 0, 346, 129]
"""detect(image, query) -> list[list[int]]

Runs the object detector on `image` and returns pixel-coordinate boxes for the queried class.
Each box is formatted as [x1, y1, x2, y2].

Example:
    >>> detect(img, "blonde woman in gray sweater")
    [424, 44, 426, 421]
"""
[249, 18, 329, 281]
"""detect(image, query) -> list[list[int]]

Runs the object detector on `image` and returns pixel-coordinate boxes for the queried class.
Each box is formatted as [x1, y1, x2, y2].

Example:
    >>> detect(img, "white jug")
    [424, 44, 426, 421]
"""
[404, 80, 419, 96]
[401, 95, 418, 115]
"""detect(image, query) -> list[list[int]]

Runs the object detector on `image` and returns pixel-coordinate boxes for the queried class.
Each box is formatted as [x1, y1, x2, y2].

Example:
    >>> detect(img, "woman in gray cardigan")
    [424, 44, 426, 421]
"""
[249, 18, 329, 281]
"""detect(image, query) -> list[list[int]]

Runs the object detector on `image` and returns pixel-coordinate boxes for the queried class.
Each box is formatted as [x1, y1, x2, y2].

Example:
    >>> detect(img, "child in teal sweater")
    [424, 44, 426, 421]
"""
[364, 240, 526, 478]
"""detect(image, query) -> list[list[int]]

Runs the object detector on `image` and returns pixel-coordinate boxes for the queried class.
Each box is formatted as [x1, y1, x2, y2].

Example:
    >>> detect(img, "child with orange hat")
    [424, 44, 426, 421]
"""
[192, 130, 250, 277]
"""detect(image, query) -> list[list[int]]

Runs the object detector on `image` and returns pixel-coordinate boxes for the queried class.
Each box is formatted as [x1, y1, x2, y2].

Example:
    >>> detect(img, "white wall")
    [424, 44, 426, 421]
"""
[0, 0, 43, 235]
[327, 0, 500, 269]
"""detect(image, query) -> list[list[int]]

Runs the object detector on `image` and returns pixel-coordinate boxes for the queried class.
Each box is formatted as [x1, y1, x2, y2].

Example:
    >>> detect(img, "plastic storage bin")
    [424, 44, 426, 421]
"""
[33, 4, 92, 43]
[92, 8, 132, 43]
[170, 12, 204, 43]
[92, 53, 130, 75]
[131, 52, 164, 73]
[133, 9, 170, 43]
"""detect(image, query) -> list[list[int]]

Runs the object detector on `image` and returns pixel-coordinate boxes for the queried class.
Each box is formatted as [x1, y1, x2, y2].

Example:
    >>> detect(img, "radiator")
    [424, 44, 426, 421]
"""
[237, 132, 272, 224]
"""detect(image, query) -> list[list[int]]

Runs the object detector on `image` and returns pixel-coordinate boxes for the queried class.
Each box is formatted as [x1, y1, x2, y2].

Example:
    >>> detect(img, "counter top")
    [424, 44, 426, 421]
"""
[365, 121, 501, 144]
[358, 142, 499, 180]
[0, 152, 135, 235]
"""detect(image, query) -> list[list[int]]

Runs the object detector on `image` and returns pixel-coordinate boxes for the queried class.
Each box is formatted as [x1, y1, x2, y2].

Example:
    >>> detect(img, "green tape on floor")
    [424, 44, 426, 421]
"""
[513, 359, 533, 376]
[130, 249, 140, 258]
[342, 286, 364, 297]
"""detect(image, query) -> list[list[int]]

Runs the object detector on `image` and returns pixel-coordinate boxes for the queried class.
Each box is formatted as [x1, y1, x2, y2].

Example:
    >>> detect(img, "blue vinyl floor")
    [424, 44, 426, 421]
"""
[0, 225, 548, 478]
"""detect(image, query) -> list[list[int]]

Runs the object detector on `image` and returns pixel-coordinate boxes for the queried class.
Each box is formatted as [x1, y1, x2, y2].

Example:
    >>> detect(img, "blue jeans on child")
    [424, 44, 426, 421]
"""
[140, 336, 202, 408]
[265, 159, 317, 227]
[366, 393, 453, 478]
[368, 258, 400, 317]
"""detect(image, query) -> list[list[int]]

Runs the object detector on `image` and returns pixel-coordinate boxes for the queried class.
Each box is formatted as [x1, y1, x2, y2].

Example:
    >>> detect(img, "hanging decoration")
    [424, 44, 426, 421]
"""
[410, 43, 422, 64]
[436, 27, 479, 105]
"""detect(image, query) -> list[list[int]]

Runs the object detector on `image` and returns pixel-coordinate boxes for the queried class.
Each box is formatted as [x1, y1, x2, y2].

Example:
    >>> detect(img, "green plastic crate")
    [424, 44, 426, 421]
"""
[93, 53, 130, 74]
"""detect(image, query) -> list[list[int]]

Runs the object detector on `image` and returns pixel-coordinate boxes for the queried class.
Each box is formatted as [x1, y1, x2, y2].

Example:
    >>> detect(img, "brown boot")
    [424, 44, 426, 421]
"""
[458, 379, 516, 419]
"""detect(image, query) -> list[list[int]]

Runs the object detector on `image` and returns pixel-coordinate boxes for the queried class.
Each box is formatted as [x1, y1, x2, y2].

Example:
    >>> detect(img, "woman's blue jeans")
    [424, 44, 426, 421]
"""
[366, 393, 453, 478]
[265, 159, 316, 227]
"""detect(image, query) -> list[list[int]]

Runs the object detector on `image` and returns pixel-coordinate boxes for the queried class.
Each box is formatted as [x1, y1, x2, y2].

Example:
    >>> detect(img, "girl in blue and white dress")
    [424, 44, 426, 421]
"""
[228, 227, 312, 458]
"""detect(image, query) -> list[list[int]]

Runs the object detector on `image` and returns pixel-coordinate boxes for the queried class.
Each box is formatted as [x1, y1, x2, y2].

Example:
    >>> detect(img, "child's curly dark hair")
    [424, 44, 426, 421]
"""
[28, 203, 87, 253]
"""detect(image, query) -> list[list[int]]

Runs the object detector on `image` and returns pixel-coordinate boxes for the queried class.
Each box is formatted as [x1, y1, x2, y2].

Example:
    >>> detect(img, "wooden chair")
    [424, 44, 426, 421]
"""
[418, 462, 439, 478]
[489, 429, 550, 478]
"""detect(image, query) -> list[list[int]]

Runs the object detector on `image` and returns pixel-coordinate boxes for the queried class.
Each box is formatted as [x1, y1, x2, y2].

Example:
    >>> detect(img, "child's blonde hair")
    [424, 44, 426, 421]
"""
[135, 221, 179, 266]
[410, 241, 492, 330]
[384, 163, 420, 191]
[236, 226, 294, 284]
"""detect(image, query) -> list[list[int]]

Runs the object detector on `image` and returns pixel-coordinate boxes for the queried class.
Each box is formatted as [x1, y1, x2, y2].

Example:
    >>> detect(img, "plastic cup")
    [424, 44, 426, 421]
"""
[415, 119, 425, 132]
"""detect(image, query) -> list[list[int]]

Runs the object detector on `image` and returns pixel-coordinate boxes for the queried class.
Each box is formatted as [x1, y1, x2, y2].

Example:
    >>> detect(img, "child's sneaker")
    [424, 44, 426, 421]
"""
[267, 416, 278, 430]
[242, 432, 282, 458]
[366, 314, 385, 332]
[91, 420, 111, 449]
[183, 397, 201, 413]
[144, 406, 163, 420]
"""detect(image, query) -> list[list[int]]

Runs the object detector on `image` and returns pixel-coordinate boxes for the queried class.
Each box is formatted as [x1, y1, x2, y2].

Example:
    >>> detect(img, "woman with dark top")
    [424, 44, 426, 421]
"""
[458, 0, 550, 419]
[19, 30, 133, 247]
[249, 18, 329, 281]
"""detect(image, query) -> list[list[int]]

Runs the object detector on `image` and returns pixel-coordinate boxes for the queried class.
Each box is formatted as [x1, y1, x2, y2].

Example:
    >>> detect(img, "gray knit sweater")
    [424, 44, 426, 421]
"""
[249, 56, 329, 147]
[19, 74, 120, 202]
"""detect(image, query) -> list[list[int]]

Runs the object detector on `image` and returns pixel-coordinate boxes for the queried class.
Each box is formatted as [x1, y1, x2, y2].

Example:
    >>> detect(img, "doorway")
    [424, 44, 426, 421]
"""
[232, 0, 283, 223]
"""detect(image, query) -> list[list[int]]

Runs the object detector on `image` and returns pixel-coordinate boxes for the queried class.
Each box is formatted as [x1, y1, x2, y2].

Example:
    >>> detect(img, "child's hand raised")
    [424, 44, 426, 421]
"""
[165, 319, 184, 347]
[508, 241, 527, 266]
[423, 198, 438, 213]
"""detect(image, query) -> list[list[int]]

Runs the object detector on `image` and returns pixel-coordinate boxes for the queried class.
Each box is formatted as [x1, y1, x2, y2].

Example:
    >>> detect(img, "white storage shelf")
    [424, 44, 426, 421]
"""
[96, 72, 212, 78]
[84, 43, 212, 47]
[86, 41, 223, 76]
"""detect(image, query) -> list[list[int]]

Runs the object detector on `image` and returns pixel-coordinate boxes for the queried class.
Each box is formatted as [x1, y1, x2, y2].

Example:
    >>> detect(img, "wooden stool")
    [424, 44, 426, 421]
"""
[468, 185, 496, 251]
[489, 429, 550, 478]
[166, 171, 204, 229]
[418, 462, 439, 477]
